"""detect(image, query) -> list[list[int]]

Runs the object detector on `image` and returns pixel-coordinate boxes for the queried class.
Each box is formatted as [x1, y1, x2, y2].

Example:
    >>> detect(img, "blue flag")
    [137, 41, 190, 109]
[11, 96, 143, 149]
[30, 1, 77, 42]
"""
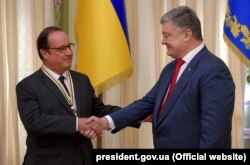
[224, 0, 250, 65]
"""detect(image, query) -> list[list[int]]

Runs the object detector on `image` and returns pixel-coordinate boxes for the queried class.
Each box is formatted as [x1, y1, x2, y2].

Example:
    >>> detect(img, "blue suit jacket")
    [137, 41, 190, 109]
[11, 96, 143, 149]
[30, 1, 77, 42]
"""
[110, 46, 235, 148]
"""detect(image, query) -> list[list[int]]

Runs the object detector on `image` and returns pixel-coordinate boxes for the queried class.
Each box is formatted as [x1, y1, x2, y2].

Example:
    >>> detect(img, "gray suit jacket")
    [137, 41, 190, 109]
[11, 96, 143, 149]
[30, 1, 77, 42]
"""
[16, 69, 120, 165]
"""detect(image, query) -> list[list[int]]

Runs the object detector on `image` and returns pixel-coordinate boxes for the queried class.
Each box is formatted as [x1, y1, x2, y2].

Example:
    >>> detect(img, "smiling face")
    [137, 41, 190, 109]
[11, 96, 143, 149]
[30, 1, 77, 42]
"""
[40, 31, 73, 75]
[161, 21, 190, 59]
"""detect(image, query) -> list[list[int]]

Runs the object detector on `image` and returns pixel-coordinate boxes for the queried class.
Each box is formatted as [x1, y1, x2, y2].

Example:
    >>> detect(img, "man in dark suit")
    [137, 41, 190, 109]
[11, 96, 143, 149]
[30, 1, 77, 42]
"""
[93, 5, 235, 148]
[16, 26, 121, 165]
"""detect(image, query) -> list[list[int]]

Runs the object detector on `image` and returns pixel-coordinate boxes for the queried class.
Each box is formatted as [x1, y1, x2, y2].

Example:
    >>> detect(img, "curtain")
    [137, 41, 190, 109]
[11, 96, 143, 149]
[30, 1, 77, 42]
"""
[0, 0, 20, 164]
[0, 0, 244, 164]
[0, 0, 45, 164]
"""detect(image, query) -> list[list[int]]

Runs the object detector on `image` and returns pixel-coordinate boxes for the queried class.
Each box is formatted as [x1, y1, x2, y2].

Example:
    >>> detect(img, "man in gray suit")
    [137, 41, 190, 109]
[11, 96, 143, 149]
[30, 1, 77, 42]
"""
[16, 26, 121, 165]
[92, 5, 235, 148]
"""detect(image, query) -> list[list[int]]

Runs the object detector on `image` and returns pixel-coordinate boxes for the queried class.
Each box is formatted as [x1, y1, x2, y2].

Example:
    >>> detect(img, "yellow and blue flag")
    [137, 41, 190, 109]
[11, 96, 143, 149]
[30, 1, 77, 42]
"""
[75, 0, 132, 95]
[224, 0, 250, 65]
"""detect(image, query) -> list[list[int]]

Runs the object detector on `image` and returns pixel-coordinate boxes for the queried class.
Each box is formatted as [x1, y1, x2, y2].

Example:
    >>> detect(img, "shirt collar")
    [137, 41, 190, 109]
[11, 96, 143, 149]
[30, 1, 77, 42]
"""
[42, 65, 69, 80]
[182, 42, 205, 64]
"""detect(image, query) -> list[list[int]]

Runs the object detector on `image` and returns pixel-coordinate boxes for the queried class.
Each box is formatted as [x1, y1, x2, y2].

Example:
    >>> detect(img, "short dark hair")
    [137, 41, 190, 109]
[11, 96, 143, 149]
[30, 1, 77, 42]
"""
[36, 26, 63, 60]
[160, 6, 203, 41]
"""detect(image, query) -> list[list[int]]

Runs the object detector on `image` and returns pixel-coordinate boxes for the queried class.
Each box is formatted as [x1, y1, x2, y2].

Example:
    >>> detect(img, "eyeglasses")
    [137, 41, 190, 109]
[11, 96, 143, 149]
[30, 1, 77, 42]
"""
[46, 43, 75, 53]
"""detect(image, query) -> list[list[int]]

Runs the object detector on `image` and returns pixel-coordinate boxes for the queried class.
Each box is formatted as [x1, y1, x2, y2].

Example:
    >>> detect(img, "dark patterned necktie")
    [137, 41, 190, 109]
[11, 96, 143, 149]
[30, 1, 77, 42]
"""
[58, 75, 70, 95]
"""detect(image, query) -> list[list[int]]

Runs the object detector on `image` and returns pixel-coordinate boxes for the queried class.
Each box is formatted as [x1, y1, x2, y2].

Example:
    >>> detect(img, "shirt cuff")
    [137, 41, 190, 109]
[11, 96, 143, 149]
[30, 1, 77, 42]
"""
[104, 115, 115, 130]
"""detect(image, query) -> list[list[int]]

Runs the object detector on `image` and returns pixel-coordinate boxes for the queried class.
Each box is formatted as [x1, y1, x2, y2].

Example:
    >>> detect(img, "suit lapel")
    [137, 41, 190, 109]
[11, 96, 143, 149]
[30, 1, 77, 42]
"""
[156, 71, 190, 124]
[155, 47, 208, 126]
[70, 71, 82, 116]
[153, 63, 174, 121]
[38, 69, 74, 114]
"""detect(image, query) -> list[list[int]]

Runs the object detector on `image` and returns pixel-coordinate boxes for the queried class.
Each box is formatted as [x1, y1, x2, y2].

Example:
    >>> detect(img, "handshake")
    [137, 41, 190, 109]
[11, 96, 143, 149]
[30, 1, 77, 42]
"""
[77, 114, 152, 139]
[78, 116, 110, 139]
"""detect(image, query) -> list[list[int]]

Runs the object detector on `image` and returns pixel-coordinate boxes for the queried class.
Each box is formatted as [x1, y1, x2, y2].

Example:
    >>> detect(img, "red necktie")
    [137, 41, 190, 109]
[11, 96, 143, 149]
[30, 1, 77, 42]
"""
[157, 59, 185, 118]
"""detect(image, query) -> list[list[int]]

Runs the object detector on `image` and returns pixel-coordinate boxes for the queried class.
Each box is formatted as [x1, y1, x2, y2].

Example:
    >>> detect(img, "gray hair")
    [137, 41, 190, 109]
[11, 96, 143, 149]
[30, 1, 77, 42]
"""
[160, 6, 203, 41]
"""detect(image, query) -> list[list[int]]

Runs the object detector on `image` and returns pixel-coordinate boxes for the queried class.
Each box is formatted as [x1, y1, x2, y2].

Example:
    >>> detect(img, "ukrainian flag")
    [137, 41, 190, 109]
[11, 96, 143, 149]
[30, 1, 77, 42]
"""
[224, 0, 250, 66]
[74, 0, 132, 95]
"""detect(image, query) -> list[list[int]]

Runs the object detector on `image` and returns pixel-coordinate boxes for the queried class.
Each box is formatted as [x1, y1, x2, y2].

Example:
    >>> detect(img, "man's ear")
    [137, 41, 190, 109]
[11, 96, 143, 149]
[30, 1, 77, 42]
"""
[184, 29, 193, 41]
[40, 49, 48, 59]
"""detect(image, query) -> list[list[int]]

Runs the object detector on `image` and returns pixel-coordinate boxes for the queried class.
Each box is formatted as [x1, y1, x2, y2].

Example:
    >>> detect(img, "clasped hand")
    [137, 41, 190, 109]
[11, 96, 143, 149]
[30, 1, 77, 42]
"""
[78, 116, 109, 139]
